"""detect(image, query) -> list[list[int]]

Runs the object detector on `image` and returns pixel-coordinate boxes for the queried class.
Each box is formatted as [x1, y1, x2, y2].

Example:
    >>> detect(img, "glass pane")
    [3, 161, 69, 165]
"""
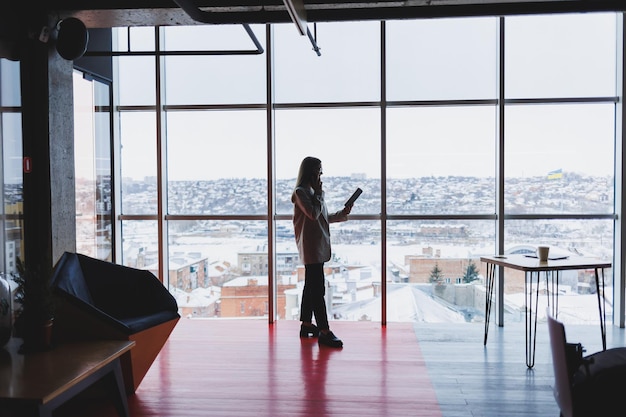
[112, 27, 157, 53]
[505, 103, 614, 215]
[168, 220, 270, 319]
[505, 13, 617, 98]
[74, 72, 113, 261]
[276, 219, 382, 322]
[163, 54, 266, 105]
[273, 21, 380, 103]
[274, 108, 381, 216]
[93, 81, 113, 260]
[166, 110, 267, 215]
[161, 24, 266, 51]
[504, 219, 613, 325]
[0, 60, 21, 106]
[126, 26, 155, 52]
[120, 112, 157, 214]
[387, 220, 494, 322]
[387, 106, 496, 214]
[2, 113, 22, 186]
[74, 74, 97, 255]
[113, 27, 129, 52]
[116, 56, 156, 105]
[121, 220, 159, 270]
[386, 17, 498, 101]
[2, 113, 23, 274]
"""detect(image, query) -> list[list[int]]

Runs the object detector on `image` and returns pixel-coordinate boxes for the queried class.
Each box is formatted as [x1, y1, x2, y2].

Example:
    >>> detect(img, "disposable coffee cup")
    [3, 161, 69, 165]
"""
[537, 246, 550, 262]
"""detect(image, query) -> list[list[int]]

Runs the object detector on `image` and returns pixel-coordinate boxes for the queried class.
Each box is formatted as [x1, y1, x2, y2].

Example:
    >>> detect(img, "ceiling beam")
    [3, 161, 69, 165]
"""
[6, 0, 626, 29]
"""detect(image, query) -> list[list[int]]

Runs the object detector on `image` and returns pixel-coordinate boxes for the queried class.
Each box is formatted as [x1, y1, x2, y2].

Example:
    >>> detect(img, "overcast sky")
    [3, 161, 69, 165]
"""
[74, 13, 618, 181]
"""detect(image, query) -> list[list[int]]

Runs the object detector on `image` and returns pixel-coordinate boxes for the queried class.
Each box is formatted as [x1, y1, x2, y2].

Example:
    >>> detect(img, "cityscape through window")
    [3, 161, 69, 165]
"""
[70, 13, 620, 326]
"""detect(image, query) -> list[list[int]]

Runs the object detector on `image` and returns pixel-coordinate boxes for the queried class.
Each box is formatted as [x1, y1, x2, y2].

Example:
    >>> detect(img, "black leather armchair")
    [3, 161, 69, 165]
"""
[51, 252, 180, 393]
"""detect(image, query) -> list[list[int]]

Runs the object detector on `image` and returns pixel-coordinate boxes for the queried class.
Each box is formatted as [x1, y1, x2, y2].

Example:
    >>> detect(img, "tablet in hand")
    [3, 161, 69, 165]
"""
[345, 188, 363, 206]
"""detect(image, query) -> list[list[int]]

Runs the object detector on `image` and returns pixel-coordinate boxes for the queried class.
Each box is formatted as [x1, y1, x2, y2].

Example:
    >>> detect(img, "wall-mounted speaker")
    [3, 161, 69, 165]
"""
[55, 18, 88, 60]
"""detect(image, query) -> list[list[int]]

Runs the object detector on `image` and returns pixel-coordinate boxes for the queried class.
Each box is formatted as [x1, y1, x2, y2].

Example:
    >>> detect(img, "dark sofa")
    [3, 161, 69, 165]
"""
[51, 252, 180, 393]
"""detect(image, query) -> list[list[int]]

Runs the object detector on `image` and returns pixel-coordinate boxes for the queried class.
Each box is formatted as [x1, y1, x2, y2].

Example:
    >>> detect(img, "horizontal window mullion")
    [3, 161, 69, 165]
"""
[84, 50, 262, 57]
[0, 106, 21, 112]
[166, 214, 268, 221]
[388, 214, 497, 221]
[273, 101, 380, 109]
[120, 214, 271, 221]
[276, 214, 617, 221]
[117, 105, 157, 111]
[388, 99, 498, 107]
[164, 104, 266, 111]
[504, 213, 616, 220]
[505, 96, 618, 105]
[117, 99, 619, 112]
[118, 214, 158, 221]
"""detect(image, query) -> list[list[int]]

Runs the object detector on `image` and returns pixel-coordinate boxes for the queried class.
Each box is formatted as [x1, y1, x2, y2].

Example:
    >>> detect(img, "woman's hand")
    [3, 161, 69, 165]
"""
[342, 203, 353, 216]
[312, 179, 323, 194]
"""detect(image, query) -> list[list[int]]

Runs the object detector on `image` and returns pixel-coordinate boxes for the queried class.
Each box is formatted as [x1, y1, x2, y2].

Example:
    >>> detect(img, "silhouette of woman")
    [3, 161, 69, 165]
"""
[291, 156, 353, 347]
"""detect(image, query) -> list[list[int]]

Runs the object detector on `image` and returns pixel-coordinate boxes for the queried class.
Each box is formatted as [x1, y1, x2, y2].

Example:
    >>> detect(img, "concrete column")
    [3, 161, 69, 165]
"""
[20, 36, 76, 272]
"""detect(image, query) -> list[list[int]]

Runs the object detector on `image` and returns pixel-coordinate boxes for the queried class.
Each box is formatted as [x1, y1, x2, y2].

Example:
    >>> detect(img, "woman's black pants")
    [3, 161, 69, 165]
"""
[300, 263, 329, 331]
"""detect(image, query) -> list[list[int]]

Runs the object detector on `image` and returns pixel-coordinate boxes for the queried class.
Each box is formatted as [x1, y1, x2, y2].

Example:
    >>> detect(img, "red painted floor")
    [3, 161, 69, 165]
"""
[57, 319, 441, 417]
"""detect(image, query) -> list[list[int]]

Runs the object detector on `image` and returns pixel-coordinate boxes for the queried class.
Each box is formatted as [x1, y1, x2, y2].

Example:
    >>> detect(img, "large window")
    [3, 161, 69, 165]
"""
[74, 72, 113, 261]
[0, 59, 23, 275]
[502, 14, 617, 324]
[79, 12, 621, 325]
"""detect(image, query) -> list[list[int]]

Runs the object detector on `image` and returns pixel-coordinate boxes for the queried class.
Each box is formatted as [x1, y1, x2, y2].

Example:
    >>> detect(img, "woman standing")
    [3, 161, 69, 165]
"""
[291, 156, 353, 348]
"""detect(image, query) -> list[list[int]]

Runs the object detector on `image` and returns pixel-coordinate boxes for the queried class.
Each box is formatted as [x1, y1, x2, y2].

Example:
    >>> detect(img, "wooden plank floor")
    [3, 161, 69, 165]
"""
[415, 319, 626, 417]
[55, 320, 440, 417]
[50, 317, 626, 417]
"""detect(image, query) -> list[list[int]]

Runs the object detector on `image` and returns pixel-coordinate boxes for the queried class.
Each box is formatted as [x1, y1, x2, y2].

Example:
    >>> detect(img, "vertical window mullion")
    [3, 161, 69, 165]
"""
[380, 20, 388, 326]
[614, 13, 626, 328]
[496, 16, 506, 326]
[267, 23, 276, 323]
[156, 26, 168, 285]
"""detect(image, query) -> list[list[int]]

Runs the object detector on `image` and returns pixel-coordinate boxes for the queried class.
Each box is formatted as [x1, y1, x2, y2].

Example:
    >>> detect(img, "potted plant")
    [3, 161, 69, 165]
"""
[12, 257, 56, 351]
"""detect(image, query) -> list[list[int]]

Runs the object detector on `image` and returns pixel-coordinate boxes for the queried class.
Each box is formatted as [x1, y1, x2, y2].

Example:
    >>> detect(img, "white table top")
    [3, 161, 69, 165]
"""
[480, 254, 611, 272]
